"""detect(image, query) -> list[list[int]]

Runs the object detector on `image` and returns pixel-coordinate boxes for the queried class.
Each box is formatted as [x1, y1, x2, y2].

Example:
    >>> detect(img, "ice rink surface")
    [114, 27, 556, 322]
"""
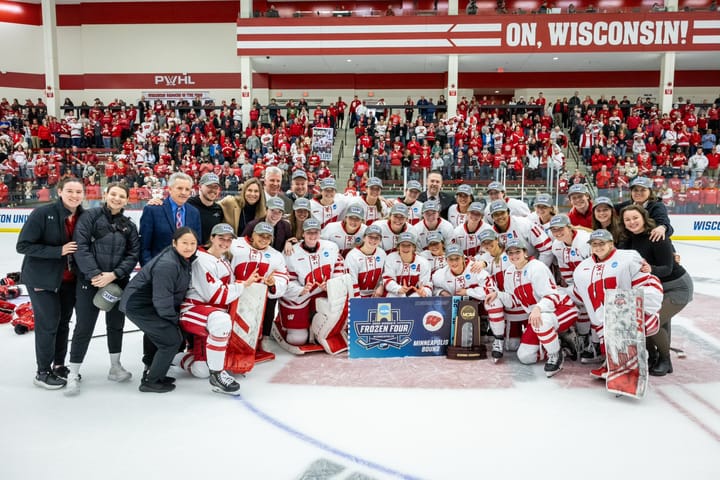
[0, 233, 718, 480]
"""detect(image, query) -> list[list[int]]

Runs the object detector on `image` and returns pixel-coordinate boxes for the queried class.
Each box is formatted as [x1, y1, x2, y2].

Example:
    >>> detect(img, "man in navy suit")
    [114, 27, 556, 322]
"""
[139, 172, 202, 266]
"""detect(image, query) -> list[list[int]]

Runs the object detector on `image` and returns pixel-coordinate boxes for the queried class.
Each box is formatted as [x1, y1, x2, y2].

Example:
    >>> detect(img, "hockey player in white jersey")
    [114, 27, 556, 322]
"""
[349, 176, 389, 225]
[345, 224, 386, 298]
[432, 245, 492, 300]
[228, 221, 289, 367]
[419, 231, 448, 275]
[548, 214, 592, 359]
[376, 203, 411, 254]
[410, 200, 455, 249]
[321, 204, 367, 256]
[483, 181, 531, 224]
[447, 184, 475, 227]
[178, 224, 263, 394]
[275, 218, 350, 354]
[310, 178, 348, 228]
[571, 229, 663, 379]
[394, 180, 423, 226]
[382, 232, 433, 297]
[451, 201, 492, 257]
[488, 200, 554, 267]
[485, 239, 579, 377]
[527, 193, 556, 235]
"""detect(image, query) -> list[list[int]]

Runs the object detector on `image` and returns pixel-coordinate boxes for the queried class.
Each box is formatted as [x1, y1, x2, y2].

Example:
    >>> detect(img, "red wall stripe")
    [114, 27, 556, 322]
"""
[56, 72, 269, 90]
[56, 2, 239, 26]
[0, 1, 42, 25]
[0, 72, 45, 90]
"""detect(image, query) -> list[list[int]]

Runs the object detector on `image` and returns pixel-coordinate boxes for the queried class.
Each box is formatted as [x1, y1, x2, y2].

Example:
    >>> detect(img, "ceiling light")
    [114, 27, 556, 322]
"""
[346, 59, 352, 62]
[553, 57, 559, 61]
[494, 90, 500, 94]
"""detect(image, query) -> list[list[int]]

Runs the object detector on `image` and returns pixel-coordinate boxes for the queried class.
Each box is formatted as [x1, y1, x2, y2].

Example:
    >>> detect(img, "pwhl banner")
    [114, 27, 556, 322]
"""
[237, 12, 720, 55]
[348, 297, 454, 359]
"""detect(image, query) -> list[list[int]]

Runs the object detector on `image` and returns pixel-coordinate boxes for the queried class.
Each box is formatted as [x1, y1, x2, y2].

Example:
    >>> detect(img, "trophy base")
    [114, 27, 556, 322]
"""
[446, 345, 487, 360]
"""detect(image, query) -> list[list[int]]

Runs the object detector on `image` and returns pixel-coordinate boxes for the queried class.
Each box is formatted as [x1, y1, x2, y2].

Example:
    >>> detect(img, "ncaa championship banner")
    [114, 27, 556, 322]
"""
[348, 297, 454, 359]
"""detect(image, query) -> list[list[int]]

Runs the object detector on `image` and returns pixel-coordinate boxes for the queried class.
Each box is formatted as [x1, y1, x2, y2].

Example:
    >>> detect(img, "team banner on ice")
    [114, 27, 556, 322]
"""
[237, 12, 720, 56]
[348, 297, 455, 359]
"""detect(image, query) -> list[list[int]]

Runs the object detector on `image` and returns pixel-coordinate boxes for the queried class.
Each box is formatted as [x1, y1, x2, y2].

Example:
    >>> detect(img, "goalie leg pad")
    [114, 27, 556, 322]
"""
[310, 274, 351, 354]
[271, 316, 324, 355]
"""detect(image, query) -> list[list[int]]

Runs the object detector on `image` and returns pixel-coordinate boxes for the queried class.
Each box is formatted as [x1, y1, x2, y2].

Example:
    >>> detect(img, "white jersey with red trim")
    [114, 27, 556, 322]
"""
[493, 215, 554, 267]
[349, 196, 389, 225]
[419, 250, 447, 275]
[375, 219, 409, 254]
[495, 259, 577, 327]
[395, 198, 423, 225]
[571, 249, 663, 336]
[183, 250, 245, 308]
[551, 229, 591, 287]
[382, 252, 432, 297]
[410, 218, 455, 249]
[283, 240, 347, 300]
[447, 205, 469, 228]
[345, 246, 387, 297]
[479, 250, 512, 291]
[527, 212, 552, 236]
[310, 195, 348, 228]
[229, 236, 288, 300]
[431, 263, 492, 300]
[451, 222, 493, 258]
[484, 197, 531, 224]
[321, 221, 366, 257]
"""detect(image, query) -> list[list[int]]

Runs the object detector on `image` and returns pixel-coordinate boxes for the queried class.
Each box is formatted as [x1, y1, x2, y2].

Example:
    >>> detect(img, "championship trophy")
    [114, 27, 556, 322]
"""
[446, 299, 487, 360]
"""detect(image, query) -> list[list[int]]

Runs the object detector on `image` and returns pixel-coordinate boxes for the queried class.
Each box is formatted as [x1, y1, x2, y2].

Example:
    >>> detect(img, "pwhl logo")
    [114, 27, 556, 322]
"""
[354, 303, 413, 350]
[154, 74, 196, 86]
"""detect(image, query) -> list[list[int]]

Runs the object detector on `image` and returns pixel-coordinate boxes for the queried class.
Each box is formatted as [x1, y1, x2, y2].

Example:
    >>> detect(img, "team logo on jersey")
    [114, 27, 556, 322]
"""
[502, 255, 508, 262]
[611, 261, 618, 268]
[570, 250, 576, 256]
[410, 264, 417, 270]
[376, 256, 381, 262]
[465, 274, 471, 280]
[353, 302, 413, 350]
[323, 251, 329, 257]
[264, 253, 270, 258]
[355, 237, 361, 243]
[333, 205, 337, 210]
[507, 233, 513, 239]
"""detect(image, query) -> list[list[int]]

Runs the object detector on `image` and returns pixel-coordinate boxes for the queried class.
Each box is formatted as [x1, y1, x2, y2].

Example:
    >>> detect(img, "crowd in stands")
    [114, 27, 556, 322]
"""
[1, 89, 719, 214]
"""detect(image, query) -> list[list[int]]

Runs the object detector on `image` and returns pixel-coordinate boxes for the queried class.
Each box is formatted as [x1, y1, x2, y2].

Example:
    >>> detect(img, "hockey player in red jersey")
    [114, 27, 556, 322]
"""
[571, 229, 663, 379]
[486, 239, 579, 377]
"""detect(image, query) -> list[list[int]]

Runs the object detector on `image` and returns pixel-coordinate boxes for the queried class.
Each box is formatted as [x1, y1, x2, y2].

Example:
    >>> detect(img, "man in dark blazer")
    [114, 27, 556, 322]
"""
[139, 172, 202, 266]
[417, 170, 455, 220]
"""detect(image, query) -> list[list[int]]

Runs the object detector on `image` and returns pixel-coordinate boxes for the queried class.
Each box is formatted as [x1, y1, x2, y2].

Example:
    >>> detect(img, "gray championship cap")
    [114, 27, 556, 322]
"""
[567, 184, 590, 197]
[468, 201, 484, 213]
[426, 231, 444, 244]
[588, 229, 614, 243]
[630, 176, 653, 189]
[292, 169, 308, 180]
[364, 224, 383, 237]
[534, 193, 553, 207]
[366, 177, 383, 189]
[267, 196, 286, 212]
[478, 229, 498, 243]
[487, 181, 505, 193]
[489, 199, 510, 215]
[210, 222, 237, 238]
[422, 201, 440, 213]
[93, 283, 124, 313]
[456, 184, 474, 197]
[253, 221, 275, 236]
[390, 203, 409, 217]
[199, 173, 221, 186]
[293, 197, 311, 211]
[303, 218, 321, 231]
[345, 204, 365, 220]
[549, 214, 572, 228]
[406, 180, 422, 191]
[593, 196, 614, 208]
[445, 244, 464, 258]
[320, 178, 337, 190]
[397, 231, 417, 246]
[505, 238, 529, 251]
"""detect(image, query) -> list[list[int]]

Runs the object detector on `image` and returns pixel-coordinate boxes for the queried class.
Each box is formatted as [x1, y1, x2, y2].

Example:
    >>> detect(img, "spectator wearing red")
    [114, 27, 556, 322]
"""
[701, 179, 719, 212]
[567, 183, 593, 228]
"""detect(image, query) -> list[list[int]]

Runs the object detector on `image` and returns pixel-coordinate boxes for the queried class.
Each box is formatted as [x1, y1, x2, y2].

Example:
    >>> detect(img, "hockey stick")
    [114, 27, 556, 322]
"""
[669, 347, 686, 358]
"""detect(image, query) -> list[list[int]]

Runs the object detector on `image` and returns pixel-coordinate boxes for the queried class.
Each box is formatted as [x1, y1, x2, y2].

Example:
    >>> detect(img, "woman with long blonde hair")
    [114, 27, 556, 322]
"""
[218, 177, 267, 235]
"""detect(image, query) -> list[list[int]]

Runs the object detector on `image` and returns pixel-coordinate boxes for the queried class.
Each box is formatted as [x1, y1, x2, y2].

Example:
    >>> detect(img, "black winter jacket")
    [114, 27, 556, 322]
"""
[16, 199, 84, 291]
[119, 246, 195, 324]
[615, 199, 674, 237]
[73, 205, 140, 284]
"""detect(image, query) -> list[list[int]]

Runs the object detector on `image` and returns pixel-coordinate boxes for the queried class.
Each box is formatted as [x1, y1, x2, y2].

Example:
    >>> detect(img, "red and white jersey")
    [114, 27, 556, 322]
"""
[479, 250, 512, 291]
[431, 263, 492, 301]
[484, 197, 531, 224]
[382, 253, 432, 297]
[229, 236, 288, 300]
[183, 250, 245, 309]
[284, 240, 347, 299]
[447, 205, 470, 228]
[310, 195, 348, 228]
[321, 221, 366, 257]
[410, 218, 455, 249]
[375, 219, 409, 254]
[527, 212, 552, 236]
[571, 249, 663, 334]
[451, 222, 493, 258]
[492, 215, 554, 267]
[350, 196, 389, 225]
[345, 246, 387, 297]
[418, 250, 447, 275]
[395, 198, 423, 225]
[495, 259, 577, 327]
[551, 229, 591, 287]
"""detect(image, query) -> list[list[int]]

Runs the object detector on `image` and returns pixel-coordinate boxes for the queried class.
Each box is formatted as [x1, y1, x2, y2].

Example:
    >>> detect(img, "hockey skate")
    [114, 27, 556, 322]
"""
[559, 328, 580, 361]
[580, 342, 604, 364]
[544, 350, 564, 377]
[209, 370, 241, 395]
[491, 337, 504, 363]
[590, 362, 608, 380]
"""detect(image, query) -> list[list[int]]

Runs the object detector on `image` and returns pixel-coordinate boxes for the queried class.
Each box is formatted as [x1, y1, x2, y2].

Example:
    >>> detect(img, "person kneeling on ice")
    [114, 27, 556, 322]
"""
[485, 239, 579, 377]
[175, 223, 264, 394]
[571, 229, 663, 380]
[273, 218, 352, 354]
[382, 231, 433, 298]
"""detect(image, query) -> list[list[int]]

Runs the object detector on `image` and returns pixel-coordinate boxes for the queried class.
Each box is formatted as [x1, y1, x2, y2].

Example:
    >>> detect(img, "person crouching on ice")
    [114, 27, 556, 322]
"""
[485, 239, 579, 377]
[274, 218, 351, 354]
[571, 229, 663, 380]
[176, 223, 264, 395]
[382, 231, 432, 297]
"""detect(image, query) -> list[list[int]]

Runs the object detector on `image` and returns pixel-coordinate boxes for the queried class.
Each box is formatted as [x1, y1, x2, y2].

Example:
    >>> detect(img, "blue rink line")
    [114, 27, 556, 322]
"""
[235, 394, 422, 480]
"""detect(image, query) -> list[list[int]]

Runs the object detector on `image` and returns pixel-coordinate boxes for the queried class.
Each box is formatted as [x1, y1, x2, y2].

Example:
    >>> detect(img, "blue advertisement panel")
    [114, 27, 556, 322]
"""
[348, 297, 454, 359]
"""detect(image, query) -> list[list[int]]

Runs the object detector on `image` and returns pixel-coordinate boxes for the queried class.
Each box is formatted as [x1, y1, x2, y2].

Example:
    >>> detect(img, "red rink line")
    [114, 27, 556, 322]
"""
[677, 384, 720, 417]
[655, 388, 720, 444]
[679, 293, 720, 343]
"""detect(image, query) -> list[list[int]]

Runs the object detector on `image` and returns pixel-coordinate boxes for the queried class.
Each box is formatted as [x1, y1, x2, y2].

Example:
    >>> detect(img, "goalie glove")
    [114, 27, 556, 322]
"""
[11, 302, 34, 334]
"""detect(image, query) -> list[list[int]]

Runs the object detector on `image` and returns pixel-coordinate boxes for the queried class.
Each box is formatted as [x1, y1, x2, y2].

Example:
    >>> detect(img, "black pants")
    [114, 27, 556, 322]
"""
[27, 281, 76, 372]
[69, 279, 126, 364]
[262, 298, 278, 337]
[124, 296, 183, 383]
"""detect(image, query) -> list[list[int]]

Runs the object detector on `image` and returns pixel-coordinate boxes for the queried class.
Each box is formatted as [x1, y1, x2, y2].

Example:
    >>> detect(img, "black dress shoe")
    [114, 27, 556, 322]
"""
[649, 355, 673, 376]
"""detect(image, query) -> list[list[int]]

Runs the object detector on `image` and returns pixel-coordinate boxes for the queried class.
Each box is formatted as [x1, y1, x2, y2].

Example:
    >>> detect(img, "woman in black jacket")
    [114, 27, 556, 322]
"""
[119, 227, 197, 393]
[64, 183, 140, 396]
[16, 177, 85, 389]
[615, 176, 673, 241]
[619, 205, 693, 376]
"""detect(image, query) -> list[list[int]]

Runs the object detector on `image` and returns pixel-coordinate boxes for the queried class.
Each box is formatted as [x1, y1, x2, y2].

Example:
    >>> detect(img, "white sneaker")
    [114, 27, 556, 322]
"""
[63, 375, 81, 396]
[108, 365, 132, 382]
